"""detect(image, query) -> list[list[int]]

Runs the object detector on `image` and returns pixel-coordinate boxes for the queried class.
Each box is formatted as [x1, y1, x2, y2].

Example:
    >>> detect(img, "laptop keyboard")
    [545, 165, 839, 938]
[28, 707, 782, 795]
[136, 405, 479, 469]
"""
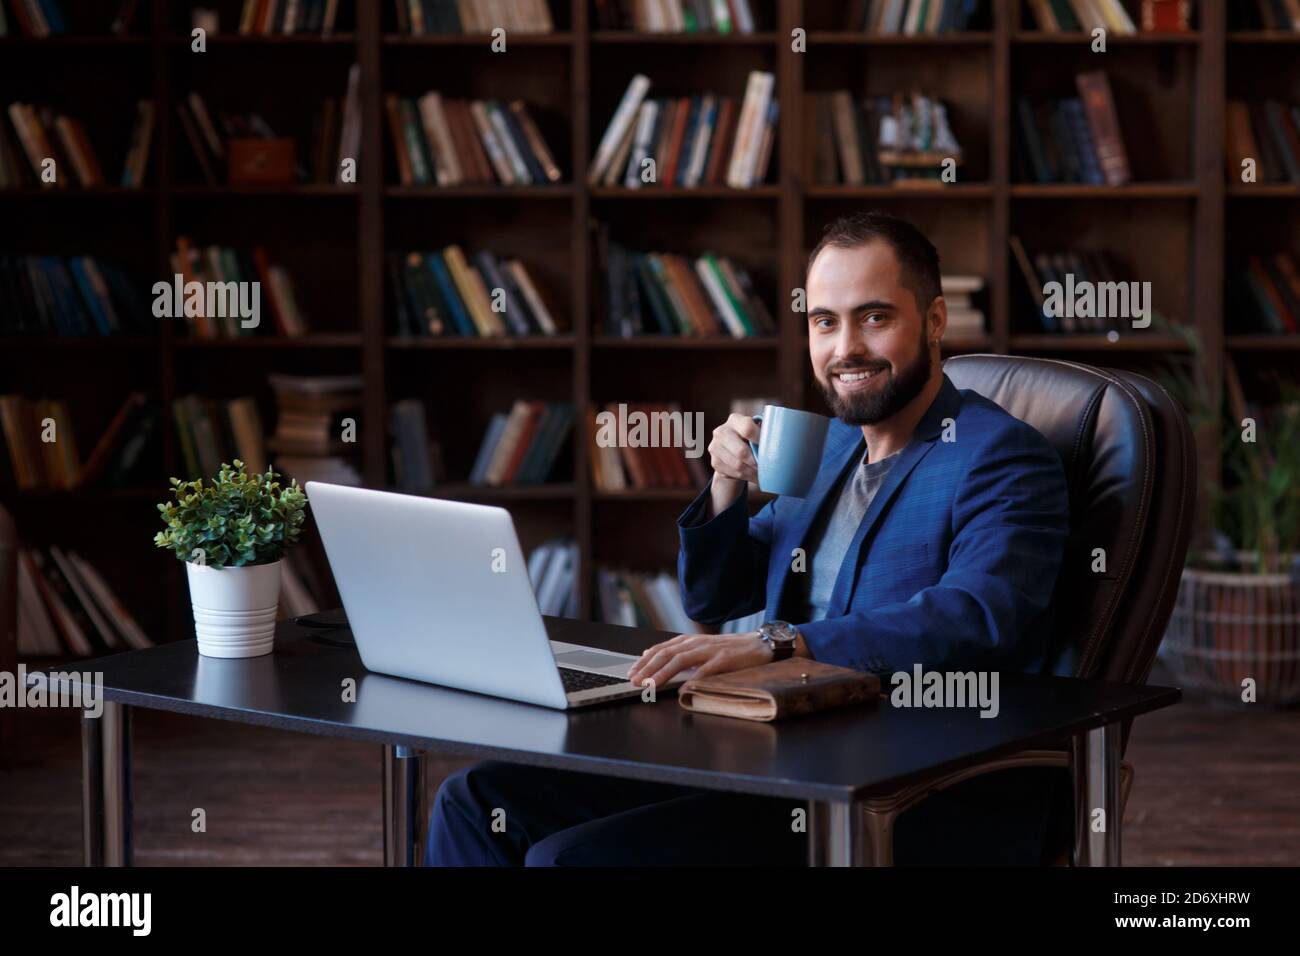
[559, 668, 629, 693]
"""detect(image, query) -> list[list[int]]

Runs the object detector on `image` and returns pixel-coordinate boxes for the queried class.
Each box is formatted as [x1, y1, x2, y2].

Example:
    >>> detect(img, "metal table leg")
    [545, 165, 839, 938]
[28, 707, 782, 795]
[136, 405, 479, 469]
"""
[1071, 722, 1122, 867]
[82, 701, 132, 867]
[382, 744, 428, 866]
[808, 800, 868, 866]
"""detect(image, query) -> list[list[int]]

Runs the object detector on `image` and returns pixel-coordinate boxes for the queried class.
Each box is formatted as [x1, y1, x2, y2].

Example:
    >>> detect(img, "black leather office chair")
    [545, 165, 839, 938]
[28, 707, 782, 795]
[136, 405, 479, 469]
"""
[857, 354, 1198, 865]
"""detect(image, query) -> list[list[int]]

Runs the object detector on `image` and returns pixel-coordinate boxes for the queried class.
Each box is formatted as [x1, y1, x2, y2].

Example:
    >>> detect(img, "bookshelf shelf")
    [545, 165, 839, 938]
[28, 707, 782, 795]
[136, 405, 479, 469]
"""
[173, 335, 362, 349]
[589, 186, 779, 199]
[590, 337, 779, 349]
[386, 336, 574, 349]
[415, 483, 577, 501]
[805, 184, 994, 199]
[0, 36, 150, 47]
[1009, 183, 1199, 198]
[1008, 334, 1194, 352]
[1011, 31, 1200, 44]
[0, 188, 153, 199]
[163, 34, 357, 45]
[1226, 185, 1300, 198]
[1226, 32, 1300, 44]
[1226, 336, 1300, 351]
[806, 31, 993, 45]
[590, 31, 779, 44]
[0, 336, 159, 349]
[170, 185, 359, 197]
[382, 33, 575, 46]
[383, 185, 575, 198]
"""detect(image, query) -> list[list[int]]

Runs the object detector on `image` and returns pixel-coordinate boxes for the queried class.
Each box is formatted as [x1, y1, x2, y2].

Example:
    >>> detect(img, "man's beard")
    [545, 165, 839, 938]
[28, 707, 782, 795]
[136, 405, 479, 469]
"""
[817, 332, 932, 426]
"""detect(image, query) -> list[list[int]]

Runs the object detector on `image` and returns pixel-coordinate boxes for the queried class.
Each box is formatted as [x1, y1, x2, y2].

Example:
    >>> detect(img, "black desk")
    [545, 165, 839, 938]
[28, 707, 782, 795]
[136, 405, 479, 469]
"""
[33, 616, 1180, 867]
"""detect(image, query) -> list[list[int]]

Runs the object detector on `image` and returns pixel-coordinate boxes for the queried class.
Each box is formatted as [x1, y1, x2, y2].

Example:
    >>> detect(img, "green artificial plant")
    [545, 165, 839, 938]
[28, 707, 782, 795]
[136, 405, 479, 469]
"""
[154, 460, 307, 569]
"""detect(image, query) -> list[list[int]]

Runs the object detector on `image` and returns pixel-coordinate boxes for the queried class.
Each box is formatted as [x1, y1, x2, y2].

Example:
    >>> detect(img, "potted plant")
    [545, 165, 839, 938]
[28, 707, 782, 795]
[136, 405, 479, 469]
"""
[1159, 355, 1300, 706]
[155, 460, 307, 658]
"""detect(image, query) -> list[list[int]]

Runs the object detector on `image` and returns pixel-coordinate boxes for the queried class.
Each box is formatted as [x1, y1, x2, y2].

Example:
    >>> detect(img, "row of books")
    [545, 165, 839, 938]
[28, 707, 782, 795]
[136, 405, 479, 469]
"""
[1232, 252, 1300, 335]
[386, 93, 562, 187]
[1008, 236, 1162, 334]
[1023, 0, 1140, 34]
[587, 403, 710, 491]
[237, 0, 342, 35]
[596, 565, 762, 635]
[17, 545, 153, 658]
[1, 101, 153, 189]
[0, 0, 140, 36]
[1225, 99, 1300, 185]
[0, 392, 157, 490]
[0, 255, 148, 337]
[590, 73, 776, 189]
[844, 0, 979, 34]
[1230, 1, 1300, 30]
[813, 91, 962, 186]
[1014, 72, 1129, 186]
[394, 0, 554, 34]
[172, 394, 269, 483]
[169, 239, 309, 338]
[471, 401, 575, 486]
[178, 72, 361, 187]
[388, 247, 561, 338]
[593, 0, 760, 33]
[529, 537, 578, 618]
[597, 235, 776, 338]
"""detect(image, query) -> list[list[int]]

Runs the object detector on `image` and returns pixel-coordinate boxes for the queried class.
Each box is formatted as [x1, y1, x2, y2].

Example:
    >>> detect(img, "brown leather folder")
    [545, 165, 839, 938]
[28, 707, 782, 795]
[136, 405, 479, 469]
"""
[678, 658, 881, 722]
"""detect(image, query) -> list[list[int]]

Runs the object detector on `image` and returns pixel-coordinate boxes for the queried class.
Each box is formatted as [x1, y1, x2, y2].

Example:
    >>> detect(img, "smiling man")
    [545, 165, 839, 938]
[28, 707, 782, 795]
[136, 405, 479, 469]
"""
[424, 212, 1071, 866]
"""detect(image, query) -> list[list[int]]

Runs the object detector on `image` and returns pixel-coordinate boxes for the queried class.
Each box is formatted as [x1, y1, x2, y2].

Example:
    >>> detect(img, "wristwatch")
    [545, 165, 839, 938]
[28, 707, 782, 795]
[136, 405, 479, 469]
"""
[757, 621, 798, 661]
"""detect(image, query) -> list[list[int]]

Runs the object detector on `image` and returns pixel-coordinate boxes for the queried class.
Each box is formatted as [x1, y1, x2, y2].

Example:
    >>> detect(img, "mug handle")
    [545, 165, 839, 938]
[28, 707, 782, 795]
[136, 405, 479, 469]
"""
[747, 414, 762, 464]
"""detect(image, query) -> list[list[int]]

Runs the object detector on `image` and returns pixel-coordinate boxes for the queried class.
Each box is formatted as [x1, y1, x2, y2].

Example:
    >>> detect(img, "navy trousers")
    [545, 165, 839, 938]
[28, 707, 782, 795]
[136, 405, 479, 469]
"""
[424, 760, 1063, 866]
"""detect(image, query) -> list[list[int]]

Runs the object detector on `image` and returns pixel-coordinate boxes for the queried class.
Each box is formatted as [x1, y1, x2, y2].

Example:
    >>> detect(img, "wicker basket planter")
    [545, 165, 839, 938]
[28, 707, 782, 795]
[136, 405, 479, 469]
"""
[1161, 555, 1300, 706]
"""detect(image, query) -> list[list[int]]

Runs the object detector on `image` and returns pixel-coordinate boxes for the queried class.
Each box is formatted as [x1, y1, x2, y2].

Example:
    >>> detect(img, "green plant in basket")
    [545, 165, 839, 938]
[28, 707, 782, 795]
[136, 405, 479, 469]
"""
[154, 460, 307, 569]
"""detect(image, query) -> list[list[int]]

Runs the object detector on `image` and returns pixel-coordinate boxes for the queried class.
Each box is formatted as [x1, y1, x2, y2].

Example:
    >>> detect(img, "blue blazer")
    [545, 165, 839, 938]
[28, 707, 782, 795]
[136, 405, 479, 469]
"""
[677, 374, 1071, 676]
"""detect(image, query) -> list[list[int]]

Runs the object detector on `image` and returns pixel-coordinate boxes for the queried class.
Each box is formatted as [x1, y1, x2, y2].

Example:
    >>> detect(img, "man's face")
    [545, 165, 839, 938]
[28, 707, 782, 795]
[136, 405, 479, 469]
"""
[807, 240, 935, 426]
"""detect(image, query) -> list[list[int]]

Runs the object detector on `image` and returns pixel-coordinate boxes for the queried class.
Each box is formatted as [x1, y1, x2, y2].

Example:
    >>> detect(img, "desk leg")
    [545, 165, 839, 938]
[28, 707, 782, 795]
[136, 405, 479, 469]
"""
[1071, 722, 1122, 867]
[807, 800, 867, 866]
[82, 702, 132, 867]
[382, 745, 428, 867]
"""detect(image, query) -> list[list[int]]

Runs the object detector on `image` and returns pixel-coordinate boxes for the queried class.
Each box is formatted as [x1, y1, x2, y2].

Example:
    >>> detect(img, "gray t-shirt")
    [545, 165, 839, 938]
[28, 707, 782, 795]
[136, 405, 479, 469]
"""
[798, 452, 898, 622]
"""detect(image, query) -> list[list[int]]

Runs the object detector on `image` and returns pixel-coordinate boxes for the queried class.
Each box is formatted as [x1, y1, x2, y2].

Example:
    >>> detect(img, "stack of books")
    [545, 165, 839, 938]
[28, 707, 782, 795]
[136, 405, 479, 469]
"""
[176, 81, 361, 187]
[813, 91, 963, 186]
[388, 246, 561, 337]
[168, 238, 309, 338]
[470, 401, 574, 486]
[1024, 0, 1138, 33]
[394, 0, 554, 33]
[1, 392, 157, 490]
[388, 398, 446, 491]
[237, 0, 343, 35]
[17, 545, 153, 658]
[385, 93, 563, 187]
[586, 403, 710, 492]
[172, 395, 268, 481]
[941, 275, 986, 337]
[2, 101, 153, 189]
[589, 73, 777, 189]
[1009, 236, 1165, 334]
[1014, 73, 1129, 186]
[593, 0, 760, 32]
[844, 0, 980, 33]
[0, 255, 148, 336]
[1225, 99, 1300, 185]
[596, 566, 762, 635]
[596, 231, 775, 338]
[1231, 252, 1300, 335]
[528, 537, 578, 618]
[267, 374, 363, 486]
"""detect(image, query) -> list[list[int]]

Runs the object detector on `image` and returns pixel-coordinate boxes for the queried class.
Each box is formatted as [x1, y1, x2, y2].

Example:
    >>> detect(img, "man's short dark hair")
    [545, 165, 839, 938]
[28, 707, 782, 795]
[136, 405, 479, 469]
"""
[806, 211, 942, 316]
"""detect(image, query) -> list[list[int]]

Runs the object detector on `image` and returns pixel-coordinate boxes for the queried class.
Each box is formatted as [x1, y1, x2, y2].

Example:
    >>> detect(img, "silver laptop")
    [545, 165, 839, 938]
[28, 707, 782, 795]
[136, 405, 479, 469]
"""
[305, 482, 691, 709]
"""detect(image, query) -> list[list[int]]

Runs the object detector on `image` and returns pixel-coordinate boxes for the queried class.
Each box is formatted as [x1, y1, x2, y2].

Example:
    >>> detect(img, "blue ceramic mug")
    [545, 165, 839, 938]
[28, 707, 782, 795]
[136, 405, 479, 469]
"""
[747, 405, 831, 498]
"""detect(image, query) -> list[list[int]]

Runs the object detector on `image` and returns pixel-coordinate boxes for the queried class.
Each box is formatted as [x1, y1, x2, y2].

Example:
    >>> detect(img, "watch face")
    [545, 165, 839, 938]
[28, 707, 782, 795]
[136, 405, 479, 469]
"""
[765, 622, 796, 645]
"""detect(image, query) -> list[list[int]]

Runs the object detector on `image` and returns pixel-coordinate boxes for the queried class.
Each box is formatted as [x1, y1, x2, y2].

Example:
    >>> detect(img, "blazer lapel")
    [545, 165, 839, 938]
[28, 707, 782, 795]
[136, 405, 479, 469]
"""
[766, 423, 864, 617]
[824, 375, 965, 618]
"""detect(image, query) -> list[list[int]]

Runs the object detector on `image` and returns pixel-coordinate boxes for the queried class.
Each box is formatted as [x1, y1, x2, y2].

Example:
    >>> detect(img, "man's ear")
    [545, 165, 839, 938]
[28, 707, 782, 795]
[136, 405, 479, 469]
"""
[927, 296, 948, 346]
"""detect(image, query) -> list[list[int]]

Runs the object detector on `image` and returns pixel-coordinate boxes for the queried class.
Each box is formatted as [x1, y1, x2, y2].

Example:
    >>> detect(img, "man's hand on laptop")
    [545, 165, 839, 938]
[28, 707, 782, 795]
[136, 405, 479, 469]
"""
[627, 631, 771, 689]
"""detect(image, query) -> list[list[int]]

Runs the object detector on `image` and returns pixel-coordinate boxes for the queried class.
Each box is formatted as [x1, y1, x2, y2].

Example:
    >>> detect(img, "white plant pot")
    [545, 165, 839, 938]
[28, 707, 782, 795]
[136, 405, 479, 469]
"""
[186, 560, 282, 658]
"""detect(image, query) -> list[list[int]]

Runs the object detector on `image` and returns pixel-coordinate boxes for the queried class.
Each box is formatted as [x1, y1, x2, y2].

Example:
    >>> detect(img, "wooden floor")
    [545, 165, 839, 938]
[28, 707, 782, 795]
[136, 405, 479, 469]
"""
[2, 664, 1297, 866]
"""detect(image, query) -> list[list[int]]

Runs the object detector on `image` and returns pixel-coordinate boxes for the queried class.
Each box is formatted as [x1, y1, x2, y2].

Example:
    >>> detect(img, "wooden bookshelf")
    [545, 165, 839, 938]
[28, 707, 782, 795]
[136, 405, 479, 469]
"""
[3, 0, 1294, 679]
